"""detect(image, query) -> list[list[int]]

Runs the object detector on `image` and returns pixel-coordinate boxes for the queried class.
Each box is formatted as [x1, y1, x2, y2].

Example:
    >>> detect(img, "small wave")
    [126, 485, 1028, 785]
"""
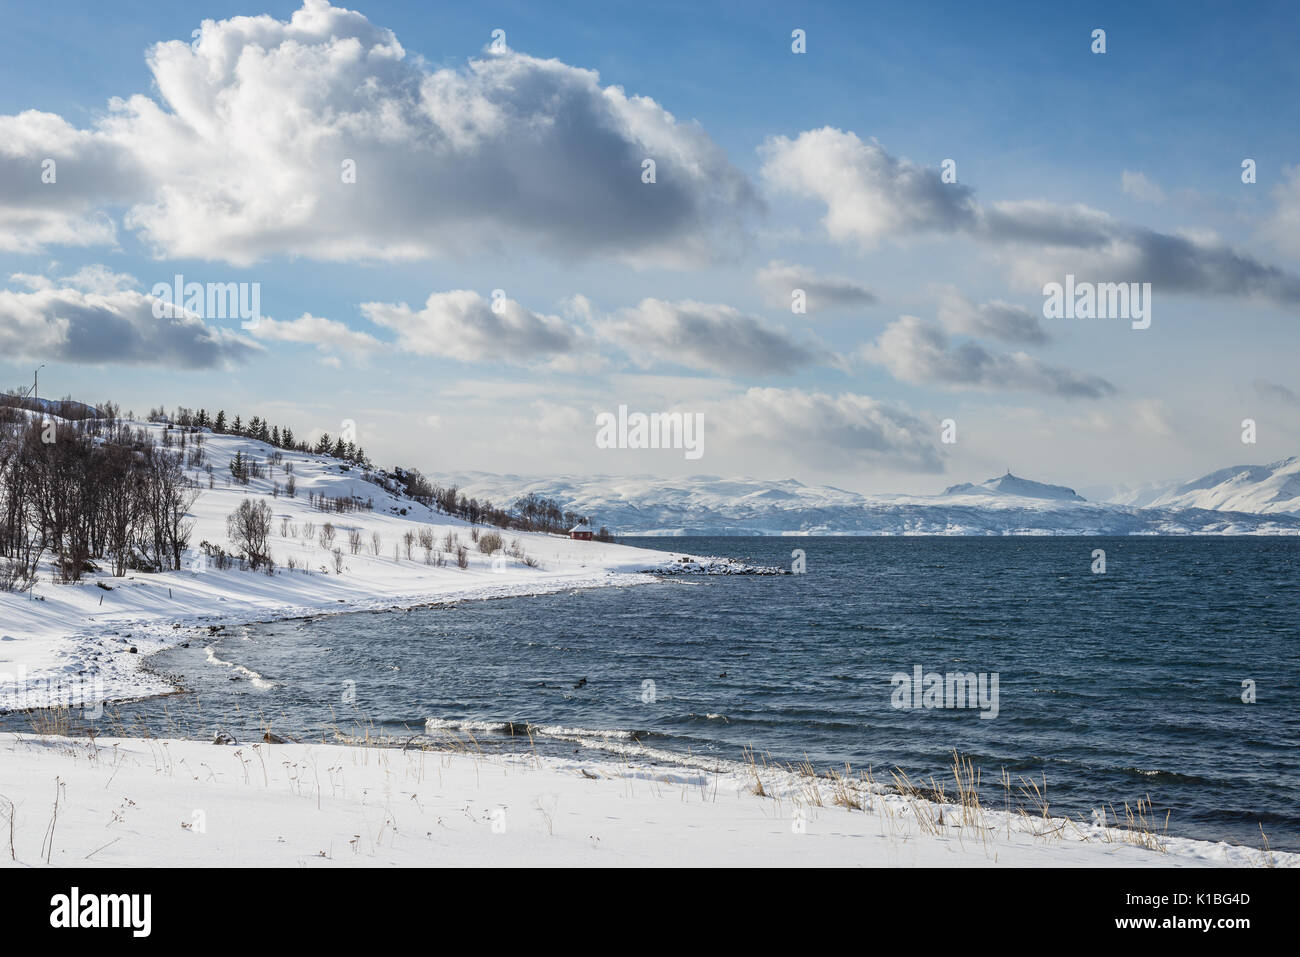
[204, 646, 275, 689]
[415, 715, 775, 780]
[423, 717, 647, 741]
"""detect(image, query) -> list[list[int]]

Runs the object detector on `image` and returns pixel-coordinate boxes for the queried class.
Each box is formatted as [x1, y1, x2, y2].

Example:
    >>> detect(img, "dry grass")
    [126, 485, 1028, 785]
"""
[11, 701, 1279, 864]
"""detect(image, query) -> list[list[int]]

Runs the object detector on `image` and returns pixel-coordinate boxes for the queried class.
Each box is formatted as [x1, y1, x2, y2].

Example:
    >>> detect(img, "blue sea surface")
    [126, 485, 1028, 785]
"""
[17, 536, 1297, 851]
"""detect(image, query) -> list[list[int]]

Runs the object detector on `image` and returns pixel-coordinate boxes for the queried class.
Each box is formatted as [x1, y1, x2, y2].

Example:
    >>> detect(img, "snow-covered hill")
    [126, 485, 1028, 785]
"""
[434, 470, 1300, 536]
[1141, 456, 1300, 516]
[943, 472, 1085, 502]
[0, 422, 704, 712]
[0, 393, 104, 420]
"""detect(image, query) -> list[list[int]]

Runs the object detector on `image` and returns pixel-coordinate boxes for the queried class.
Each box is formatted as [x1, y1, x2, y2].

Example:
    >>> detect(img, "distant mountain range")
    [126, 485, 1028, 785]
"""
[436, 458, 1300, 535]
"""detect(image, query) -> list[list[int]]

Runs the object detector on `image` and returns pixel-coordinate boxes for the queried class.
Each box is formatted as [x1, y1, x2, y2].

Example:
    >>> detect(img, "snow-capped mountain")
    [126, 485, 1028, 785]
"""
[435, 469, 1300, 536]
[942, 472, 1086, 502]
[1140, 457, 1300, 516]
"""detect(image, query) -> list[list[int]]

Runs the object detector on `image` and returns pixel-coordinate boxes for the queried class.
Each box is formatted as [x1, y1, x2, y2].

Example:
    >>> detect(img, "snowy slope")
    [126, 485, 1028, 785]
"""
[1143, 456, 1300, 516]
[0, 422, 715, 712]
[943, 472, 1085, 502]
[435, 470, 1300, 536]
[0, 394, 103, 419]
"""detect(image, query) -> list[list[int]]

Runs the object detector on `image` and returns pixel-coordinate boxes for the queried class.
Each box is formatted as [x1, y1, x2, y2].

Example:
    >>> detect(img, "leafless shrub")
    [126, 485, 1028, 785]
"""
[227, 499, 273, 568]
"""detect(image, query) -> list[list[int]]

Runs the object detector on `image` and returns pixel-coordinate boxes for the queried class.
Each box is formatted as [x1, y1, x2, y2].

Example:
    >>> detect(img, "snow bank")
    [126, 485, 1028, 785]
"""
[0, 733, 1286, 867]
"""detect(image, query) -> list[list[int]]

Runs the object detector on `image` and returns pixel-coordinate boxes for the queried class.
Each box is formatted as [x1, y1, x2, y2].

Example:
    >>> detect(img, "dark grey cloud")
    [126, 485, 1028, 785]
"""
[0, 287, 259, 368]
[763, 128, 1300, 310]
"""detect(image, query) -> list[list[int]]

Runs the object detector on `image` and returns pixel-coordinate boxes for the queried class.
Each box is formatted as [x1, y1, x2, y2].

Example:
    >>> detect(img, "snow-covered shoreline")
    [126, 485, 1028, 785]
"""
[0, 732, 1289, 868]
[0, 422, 716, 713]
[2, 422, 1290, 868]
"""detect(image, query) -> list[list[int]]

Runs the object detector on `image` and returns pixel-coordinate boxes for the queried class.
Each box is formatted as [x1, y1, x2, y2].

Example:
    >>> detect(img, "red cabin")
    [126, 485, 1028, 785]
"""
[570, 521, 594, 540]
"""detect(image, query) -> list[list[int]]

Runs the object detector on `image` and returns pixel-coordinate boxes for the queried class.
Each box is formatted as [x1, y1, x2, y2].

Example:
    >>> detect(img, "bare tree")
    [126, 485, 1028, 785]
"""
[227, 499, 273, 568]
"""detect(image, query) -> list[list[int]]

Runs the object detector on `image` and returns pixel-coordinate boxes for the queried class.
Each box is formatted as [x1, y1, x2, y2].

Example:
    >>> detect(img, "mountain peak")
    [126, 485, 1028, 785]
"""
[943, 473, 1087, 502]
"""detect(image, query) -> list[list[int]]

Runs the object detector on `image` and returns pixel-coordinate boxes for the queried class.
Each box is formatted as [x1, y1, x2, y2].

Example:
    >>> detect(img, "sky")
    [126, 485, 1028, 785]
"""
[1, 0, 1298, 495]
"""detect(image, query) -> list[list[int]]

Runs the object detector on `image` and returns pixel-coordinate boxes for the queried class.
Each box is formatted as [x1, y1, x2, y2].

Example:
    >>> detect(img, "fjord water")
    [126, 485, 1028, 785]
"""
[73, 537, 1300, 850]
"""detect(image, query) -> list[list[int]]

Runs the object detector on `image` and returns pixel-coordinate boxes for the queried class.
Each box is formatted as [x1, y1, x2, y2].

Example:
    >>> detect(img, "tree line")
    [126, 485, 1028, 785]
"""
[151, 405, 371, 468]
[0, 402, 197, 590]
[386, 468, 598, 536]
[1, 395, 611, 590]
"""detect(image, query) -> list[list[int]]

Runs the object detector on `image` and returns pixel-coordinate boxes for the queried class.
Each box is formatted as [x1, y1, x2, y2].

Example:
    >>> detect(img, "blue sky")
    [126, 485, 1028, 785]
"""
[1, 0, 1298, 493]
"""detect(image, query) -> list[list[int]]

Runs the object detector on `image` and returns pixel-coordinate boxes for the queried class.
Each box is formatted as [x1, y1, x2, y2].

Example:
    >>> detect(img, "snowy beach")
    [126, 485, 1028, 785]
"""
[1, 732, 1290, 868]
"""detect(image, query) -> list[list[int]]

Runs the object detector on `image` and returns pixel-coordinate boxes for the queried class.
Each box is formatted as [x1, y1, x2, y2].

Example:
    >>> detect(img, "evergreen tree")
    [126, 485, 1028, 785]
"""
[231, 415, 243, 435]
[214, 410, 227, 433]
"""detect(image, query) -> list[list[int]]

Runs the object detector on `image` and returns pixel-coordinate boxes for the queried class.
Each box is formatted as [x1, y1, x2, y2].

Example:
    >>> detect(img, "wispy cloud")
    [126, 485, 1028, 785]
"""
[709, 386, 944, 472]
[861, 316, 1115, 399]
[595, 298, 827, 376]
[250, 313, 383, 358]
[755, 260, 877, 313]
[935, 287, 1050, 345]
[1121, 170, 1165, 203]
